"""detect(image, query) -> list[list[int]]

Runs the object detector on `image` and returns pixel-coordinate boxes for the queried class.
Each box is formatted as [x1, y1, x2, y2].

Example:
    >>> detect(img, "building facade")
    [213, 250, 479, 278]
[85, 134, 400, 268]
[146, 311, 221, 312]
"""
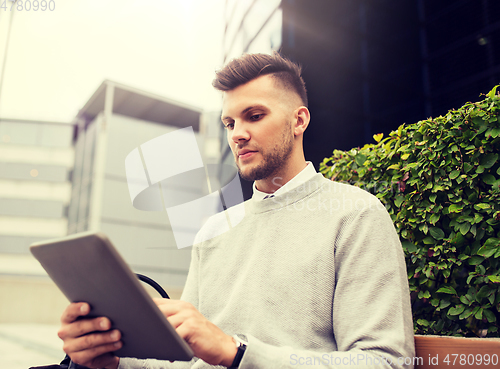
[67, 81, 207, 290]
[281, 0, 500, 164]
[0, 119, 74, 254]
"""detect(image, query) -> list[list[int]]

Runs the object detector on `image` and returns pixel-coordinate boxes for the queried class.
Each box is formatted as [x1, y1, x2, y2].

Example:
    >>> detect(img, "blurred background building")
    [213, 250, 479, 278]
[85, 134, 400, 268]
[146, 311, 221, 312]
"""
[0, 119, 74, 329]
[0, 81, 217, 328]
[67, 80, 205, 290]
[217, 0, 500, 199]
[0, 120, 73, 253]
[282, 0, 500, 168]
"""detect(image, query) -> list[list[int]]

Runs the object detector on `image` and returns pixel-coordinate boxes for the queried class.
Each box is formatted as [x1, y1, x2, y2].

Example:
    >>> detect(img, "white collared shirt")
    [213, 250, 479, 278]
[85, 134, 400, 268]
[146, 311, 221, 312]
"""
[252, 161, 317, 201]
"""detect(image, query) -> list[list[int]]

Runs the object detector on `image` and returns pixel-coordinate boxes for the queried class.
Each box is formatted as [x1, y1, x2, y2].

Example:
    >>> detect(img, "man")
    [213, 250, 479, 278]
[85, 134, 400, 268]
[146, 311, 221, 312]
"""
[58, 52, 415, 369]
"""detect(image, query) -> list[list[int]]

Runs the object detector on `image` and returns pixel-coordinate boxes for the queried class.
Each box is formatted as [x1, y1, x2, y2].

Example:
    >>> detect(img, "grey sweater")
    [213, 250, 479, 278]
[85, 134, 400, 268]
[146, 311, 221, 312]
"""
[120, 174, 415, 369]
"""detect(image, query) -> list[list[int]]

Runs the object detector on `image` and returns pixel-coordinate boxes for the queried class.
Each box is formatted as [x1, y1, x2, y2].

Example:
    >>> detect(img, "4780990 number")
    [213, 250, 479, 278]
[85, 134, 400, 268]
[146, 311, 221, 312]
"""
[1, 0, 55, 11]
[443, 353, 498, 366]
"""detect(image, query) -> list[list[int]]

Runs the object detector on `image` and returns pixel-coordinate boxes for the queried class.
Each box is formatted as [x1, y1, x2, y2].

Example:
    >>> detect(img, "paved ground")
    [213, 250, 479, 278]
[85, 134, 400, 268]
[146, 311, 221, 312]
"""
[0, 323, 64, 369]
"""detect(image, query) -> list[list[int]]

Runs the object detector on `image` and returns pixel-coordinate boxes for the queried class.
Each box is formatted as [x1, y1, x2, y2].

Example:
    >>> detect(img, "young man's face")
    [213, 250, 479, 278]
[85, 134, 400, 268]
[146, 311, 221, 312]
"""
[221, 75, 298, 183]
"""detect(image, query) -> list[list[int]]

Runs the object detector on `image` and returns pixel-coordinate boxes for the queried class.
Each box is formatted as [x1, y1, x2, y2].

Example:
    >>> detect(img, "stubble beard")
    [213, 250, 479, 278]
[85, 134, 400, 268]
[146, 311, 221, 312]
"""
[235, 125, 294, 182]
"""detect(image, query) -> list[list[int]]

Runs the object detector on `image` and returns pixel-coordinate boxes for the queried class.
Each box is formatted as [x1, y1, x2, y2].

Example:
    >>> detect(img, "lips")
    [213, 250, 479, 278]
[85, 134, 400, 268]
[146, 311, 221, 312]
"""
[237, 149, 257, 160]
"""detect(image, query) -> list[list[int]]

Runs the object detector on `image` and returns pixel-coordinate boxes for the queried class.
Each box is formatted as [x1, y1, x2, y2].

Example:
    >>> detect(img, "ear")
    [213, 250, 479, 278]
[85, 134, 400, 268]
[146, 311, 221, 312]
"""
[292, 106, 310, 137]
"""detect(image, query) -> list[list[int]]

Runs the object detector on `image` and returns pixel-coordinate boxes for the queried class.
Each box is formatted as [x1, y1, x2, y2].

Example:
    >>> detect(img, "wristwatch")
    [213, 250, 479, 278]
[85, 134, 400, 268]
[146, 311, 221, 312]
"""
[230, 334, 248, 368]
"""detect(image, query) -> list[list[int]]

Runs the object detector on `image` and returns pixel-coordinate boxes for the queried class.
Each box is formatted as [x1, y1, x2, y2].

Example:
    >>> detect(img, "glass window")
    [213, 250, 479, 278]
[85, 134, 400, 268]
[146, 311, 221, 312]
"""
[0, 198, 64, 218]
[40, 124, 74, 147]
[0, 121, 40, 146]
[246, 8, 282, 53]
[0, 121, 73, 147]
[0, 162, 68, 182]
[243, 0, 281, 39]
[224, 0, 255, 55]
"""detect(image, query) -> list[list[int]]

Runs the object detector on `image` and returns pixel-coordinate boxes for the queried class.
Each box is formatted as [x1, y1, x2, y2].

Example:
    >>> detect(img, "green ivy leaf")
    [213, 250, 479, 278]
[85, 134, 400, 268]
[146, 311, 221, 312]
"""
[475, 307, 483, 320]
[474, 203, 490, 210]
[448, 305, 465, 316]
[476, 285, 493, 300]
[459, 222, 471, 235]
[459, 308, 474, 320]
[490, 127, 500, 138]
[439, 299, 451, 309]
[483, 174, 497, 185]
[355, 154, 367, 166]
[429, 213, 440, 224]
[487, 85, 498, 98]
[387, 164, 400, 170]
[468, 256, 485, 265]
[478, 238, 500, 258]
[488, 276, 500, 283]
[480, 153, 498, 168]
[478, 247, 497, 258]
[394, 195, 404, 208]
[460, 295, 472, 305]
[423, 237, 436, 245]
[448, 204, 463, 213]
[470, 224, 477, 237]
[437, 286, 457, 295]
[450, 170, 460, 179]
[429, 227, 445, 240]
[436, 319, 445, 331]
[430, 298, 440, 307]
[483, 309, 497, 323]
[401, 240, 418, 253]
[417, 319, 430, 326]
[483, 238, 500, 248]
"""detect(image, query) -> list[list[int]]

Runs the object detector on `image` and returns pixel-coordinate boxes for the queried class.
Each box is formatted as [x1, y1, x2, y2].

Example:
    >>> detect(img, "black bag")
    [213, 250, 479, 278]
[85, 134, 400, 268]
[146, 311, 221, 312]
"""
[29, 274, 169, 369]
[29, 355, 86, 369]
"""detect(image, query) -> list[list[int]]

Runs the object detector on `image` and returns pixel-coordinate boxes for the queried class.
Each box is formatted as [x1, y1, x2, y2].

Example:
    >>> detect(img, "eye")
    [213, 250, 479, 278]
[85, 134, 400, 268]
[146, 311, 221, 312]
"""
[250, 114, 264, 121]
[224, 122, 235, 130]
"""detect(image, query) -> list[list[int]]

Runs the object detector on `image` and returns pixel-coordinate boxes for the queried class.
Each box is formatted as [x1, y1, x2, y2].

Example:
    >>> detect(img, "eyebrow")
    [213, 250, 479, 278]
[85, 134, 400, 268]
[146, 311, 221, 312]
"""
[221, 104, 267, 122]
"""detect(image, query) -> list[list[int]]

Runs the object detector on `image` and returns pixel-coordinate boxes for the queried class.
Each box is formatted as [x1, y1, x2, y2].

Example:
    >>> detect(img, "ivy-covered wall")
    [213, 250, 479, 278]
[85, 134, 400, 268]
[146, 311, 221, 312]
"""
[320, 86, 500, 337]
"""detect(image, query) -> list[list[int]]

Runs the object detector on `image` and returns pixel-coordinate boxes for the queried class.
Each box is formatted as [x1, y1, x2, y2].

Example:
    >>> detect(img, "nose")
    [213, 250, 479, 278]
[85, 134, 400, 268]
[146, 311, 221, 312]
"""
[230, 121, 250, 144]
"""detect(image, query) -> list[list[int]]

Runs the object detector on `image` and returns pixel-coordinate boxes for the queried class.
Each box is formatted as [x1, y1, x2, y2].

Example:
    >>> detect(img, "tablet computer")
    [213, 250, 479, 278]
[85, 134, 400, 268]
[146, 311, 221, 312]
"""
[30, 231, 194, 361]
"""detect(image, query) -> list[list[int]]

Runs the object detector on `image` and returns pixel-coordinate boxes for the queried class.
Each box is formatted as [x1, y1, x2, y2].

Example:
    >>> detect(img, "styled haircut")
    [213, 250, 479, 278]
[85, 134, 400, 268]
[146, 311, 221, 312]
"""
[213, 52, 308, 107]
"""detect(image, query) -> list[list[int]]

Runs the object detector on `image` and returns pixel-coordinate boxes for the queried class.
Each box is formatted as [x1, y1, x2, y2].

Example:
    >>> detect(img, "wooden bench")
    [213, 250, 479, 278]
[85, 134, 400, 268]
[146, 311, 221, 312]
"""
[414, 335, 500, 368]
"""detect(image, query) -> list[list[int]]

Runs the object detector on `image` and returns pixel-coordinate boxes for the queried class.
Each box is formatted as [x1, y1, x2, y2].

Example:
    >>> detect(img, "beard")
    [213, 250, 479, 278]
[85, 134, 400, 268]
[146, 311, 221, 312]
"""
[235, 124, 294, 182]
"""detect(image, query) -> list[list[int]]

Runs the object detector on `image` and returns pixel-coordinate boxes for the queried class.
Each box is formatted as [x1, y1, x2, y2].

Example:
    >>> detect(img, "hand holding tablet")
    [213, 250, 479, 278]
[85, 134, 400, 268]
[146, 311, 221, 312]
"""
[30, 232, 194, 363]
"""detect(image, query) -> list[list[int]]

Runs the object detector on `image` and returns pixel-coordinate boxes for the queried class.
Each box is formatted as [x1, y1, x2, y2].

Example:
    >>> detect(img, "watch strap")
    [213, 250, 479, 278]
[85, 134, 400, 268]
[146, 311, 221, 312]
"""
[230, 335, 247, 368]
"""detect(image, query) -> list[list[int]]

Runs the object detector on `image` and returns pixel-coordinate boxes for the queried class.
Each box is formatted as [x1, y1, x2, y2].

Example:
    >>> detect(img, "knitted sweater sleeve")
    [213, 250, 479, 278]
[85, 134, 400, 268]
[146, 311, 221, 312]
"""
[237, 204, 415, 369]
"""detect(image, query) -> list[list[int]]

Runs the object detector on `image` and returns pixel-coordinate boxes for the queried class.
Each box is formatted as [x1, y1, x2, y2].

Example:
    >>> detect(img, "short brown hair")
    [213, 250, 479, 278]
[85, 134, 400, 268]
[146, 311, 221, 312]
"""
[213, 52, 308, 107]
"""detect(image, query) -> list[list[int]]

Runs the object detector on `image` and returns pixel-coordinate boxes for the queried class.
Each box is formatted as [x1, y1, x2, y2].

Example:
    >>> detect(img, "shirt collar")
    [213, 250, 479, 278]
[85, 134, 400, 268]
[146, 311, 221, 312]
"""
[252, 161, 317, 201]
